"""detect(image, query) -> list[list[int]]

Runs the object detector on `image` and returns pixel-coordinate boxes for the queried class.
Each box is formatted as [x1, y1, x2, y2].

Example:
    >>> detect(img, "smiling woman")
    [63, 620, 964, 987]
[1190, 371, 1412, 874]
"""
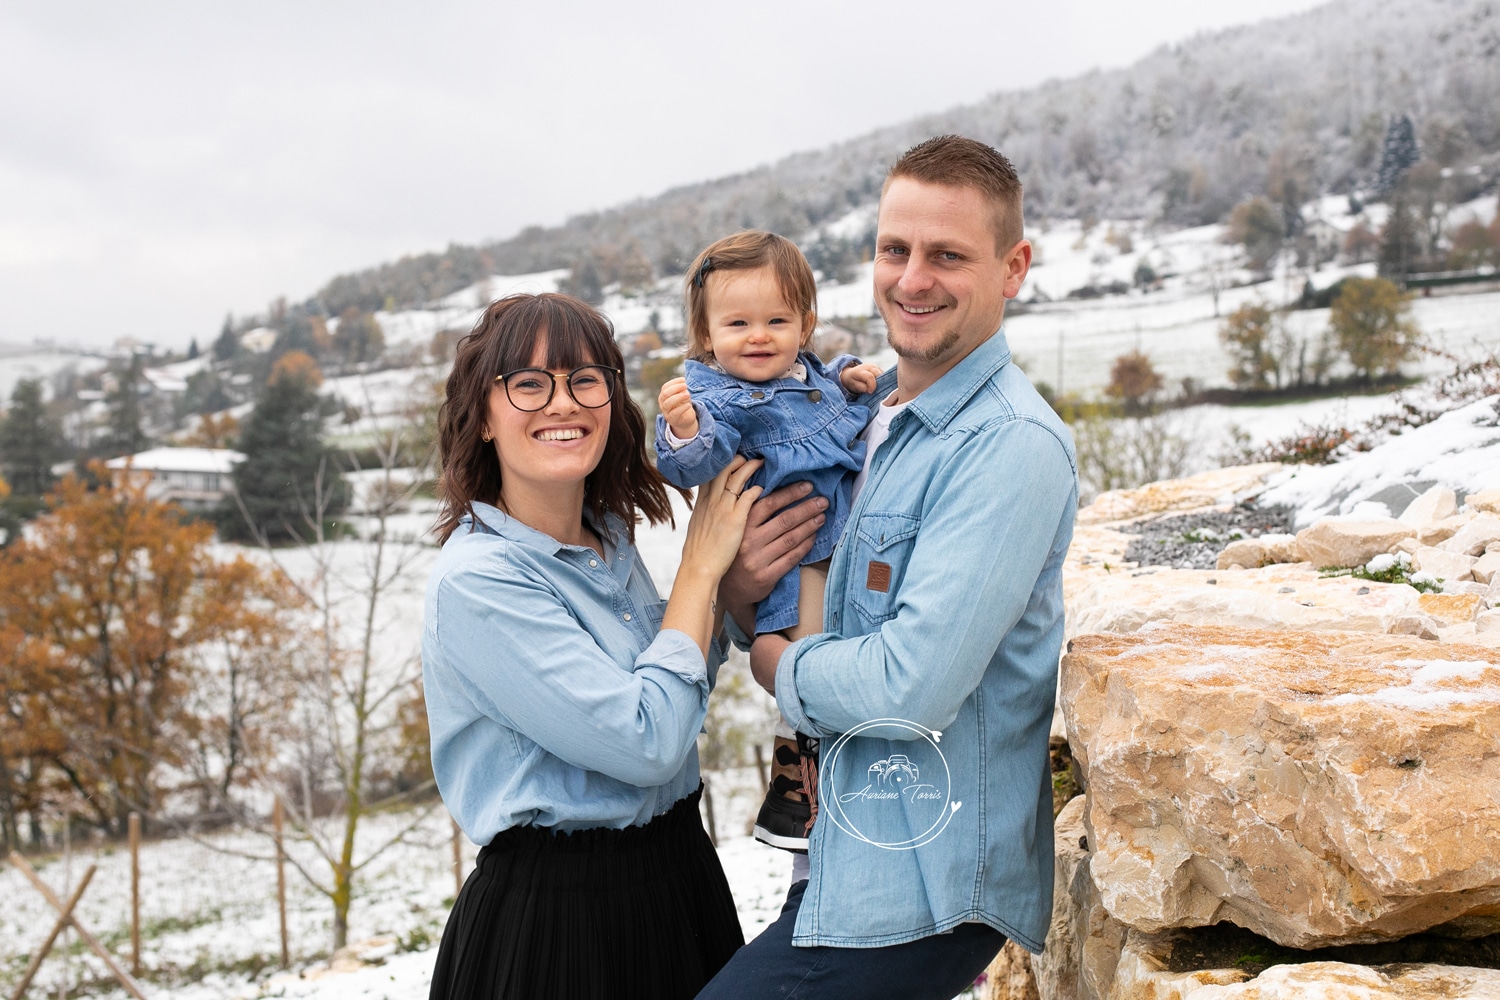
[423, 292, 763, 1000]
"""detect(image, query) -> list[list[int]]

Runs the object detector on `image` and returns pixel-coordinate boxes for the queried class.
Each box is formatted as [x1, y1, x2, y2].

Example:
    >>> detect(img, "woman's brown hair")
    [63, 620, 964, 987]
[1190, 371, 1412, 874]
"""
[434, 293, 679, 545]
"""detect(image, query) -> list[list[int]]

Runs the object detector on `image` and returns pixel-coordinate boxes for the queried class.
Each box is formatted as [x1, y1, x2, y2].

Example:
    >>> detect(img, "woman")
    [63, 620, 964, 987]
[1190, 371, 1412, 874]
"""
[423, 292, 760, 999]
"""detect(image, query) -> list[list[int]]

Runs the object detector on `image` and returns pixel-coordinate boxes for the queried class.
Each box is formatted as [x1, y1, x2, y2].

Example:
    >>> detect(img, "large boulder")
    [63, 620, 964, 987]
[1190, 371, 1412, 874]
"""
[1468, 489, 1500, 515]
[1078, 465, 1285, 525]
[1061, 624, 1500, 948]
[1294, 516, 1416, 569]
[1413, 546, 1477, 583]
[1034, 795, 1127, 1000]
[1066, 567, 1437, 640]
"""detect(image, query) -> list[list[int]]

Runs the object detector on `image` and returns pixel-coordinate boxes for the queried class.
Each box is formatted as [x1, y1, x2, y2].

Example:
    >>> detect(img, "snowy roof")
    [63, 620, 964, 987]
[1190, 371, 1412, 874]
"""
[105, 447, 246, 474]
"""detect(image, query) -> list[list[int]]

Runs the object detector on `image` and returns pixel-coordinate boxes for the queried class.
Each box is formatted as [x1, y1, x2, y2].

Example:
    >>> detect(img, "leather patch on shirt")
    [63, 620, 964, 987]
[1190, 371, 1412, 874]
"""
[866, 561, 891, 593]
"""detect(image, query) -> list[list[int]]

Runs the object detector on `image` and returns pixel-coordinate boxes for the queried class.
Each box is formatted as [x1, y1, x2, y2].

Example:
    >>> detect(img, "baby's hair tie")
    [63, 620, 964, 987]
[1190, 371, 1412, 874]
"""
[693, 256, 716, 289]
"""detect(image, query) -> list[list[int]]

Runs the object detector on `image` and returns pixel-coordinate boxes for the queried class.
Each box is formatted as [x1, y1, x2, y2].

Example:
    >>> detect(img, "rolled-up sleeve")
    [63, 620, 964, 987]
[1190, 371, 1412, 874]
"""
[433, 558, 710, 788]
[654, 401, 740, 489]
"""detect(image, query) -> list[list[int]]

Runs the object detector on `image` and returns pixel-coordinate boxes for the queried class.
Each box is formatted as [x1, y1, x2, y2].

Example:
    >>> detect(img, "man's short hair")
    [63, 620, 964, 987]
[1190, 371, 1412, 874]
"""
[886, 135, 1025, 252]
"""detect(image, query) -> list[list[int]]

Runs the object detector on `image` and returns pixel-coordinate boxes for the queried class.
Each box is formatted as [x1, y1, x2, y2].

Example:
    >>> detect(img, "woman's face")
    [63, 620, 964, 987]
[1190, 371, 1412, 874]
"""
[486, 339, 612, 505]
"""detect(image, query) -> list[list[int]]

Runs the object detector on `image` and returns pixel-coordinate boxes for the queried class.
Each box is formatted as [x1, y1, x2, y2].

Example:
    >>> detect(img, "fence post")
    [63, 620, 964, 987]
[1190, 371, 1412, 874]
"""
[450, 817, 463, 899]
[128, 812, 141, 975]
[274, 798, 289, 969]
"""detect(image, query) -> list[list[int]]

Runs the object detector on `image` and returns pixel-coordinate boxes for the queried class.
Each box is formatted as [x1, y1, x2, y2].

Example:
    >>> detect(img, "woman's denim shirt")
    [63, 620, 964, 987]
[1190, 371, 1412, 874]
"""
[654, 351, 868, 633]
[422, 503, 721, 843]
[774, 331, 1078, 952]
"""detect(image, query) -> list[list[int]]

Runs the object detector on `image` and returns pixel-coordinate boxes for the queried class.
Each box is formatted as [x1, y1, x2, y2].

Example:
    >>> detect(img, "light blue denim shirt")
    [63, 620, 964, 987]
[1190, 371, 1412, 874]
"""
[654, 351, 868, 633]
[422, 503, 721, 842]
[774, 329, 1078, 952]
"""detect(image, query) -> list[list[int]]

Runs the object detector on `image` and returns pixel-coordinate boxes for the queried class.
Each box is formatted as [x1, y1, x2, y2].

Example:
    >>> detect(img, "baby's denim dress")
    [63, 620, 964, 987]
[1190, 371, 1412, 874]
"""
[654, 351, 868, 634]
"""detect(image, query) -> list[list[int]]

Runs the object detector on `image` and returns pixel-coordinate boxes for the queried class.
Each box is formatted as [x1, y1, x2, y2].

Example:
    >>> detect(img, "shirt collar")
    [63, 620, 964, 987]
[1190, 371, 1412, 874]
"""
[901, 327, 1013, 434]
[462, 501, 623, 558]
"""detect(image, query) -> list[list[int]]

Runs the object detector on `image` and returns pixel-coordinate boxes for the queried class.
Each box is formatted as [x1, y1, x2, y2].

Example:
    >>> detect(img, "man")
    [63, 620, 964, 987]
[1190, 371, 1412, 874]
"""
[709, 135, 1078, 999]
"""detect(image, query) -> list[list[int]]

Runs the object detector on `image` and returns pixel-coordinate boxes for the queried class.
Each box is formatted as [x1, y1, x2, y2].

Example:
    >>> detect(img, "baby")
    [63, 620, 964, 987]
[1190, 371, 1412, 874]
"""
[654, 230, 880, 852]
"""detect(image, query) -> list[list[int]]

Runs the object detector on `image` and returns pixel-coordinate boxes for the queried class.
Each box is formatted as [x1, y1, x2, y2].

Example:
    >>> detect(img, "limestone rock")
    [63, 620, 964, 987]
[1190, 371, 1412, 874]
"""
[1393, 536, 1422, 556]
[1061, 624, 1500, 948]
[1218, 538, 1270, 570]
[982, 940, 1039, 1000]
[1443, 513, 1500, 557]
[1399, 485, 1459, 527]
[1263, 534, 1298, 563]
[1034, 795, 1127, 1000]
[1067, 566, 1433, 640]
[1413, 546, 1477, 583]
[1109, 929, 1500, 999]
[1078, 465, 1284, 525]
[1419, 514, 1471, 546]
[1467, 488, 1500, 514]
[1478, 610, 1500, 634]
[1295, 516, 1416, 569]
[1474, 551, 1500, 586]
[1419, 592, 1485, 625]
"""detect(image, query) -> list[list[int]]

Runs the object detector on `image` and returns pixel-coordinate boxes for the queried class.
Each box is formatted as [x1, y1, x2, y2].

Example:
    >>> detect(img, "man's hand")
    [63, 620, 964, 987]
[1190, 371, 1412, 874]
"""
[719, 481, 827, 637]
[839, 362, 883, 395]
[658, 376, 698, 439]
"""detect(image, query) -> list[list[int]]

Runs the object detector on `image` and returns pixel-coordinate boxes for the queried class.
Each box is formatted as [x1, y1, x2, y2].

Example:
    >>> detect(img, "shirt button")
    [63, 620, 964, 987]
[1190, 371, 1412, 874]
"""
[808, 389, 822, 403]
[589, 558, 598, 567]
[751, 390, 765, 399]
[623, 612, 633, 621]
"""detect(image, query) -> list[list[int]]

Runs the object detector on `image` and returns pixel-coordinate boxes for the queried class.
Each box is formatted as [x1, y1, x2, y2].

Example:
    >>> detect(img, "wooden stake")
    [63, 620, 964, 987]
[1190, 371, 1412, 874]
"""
[450, 816, 463, 899]
[8, 864, 96, 1000]
[274, 798, 289, 969]
[8, 852, 148, 1000]
[128, 812, 141, 975]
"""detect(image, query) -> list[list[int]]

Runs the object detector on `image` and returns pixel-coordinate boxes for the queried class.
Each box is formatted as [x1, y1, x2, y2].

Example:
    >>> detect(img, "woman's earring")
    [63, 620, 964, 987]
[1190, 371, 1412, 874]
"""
[481, 429, 492, 443]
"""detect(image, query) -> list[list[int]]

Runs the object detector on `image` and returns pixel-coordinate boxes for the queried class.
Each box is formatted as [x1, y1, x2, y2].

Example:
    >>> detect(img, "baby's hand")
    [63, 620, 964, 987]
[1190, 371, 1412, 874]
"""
[658, 376, 699, 439]
[840, 362, 883, 395]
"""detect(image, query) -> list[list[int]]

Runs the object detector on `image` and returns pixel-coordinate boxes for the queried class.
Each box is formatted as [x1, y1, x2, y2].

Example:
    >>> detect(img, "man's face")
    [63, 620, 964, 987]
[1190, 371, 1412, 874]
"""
[874, 178, 1031, 396]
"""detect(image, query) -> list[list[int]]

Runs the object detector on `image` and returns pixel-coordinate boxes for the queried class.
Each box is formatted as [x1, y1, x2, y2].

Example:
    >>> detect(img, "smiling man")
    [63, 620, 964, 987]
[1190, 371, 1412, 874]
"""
[706, 136, 1079, 1000]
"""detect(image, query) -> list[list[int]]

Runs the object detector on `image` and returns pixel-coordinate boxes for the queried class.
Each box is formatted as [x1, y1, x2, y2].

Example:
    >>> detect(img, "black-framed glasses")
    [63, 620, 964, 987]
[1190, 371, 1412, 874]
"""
[495, 365, 620, 412]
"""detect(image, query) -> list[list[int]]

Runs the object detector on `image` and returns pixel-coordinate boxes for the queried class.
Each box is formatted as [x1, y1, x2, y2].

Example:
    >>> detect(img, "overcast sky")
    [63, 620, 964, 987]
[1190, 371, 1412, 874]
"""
[1, 0, 1333, 351]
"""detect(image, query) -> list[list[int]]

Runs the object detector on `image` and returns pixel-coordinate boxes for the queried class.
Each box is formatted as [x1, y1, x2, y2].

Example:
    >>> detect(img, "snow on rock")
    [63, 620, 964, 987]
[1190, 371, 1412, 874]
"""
[1258, 396, 1500, 528]
[1061, 623, 1500, 950]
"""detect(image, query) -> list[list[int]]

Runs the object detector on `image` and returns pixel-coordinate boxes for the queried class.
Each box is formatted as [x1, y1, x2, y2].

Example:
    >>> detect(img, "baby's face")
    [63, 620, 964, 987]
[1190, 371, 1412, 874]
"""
[704, 266, 808, 382]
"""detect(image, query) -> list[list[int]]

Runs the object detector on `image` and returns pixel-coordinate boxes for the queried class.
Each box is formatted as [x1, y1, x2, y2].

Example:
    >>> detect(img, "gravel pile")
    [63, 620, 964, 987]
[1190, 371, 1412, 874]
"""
[1122, 503, 1299, 570]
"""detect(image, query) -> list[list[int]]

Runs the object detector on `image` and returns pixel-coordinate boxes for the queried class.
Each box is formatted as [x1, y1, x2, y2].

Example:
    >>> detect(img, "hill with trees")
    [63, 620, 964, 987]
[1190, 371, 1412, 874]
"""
[302, 0, 1499, 317]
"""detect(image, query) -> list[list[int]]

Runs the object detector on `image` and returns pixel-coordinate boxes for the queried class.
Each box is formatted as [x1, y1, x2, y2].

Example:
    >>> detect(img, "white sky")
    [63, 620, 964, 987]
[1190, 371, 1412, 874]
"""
[0, 0, 1331, 351]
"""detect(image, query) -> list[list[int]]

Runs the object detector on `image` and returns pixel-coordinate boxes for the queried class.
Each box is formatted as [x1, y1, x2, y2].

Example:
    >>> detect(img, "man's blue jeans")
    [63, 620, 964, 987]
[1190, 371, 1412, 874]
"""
[695, 881, 1005, 999]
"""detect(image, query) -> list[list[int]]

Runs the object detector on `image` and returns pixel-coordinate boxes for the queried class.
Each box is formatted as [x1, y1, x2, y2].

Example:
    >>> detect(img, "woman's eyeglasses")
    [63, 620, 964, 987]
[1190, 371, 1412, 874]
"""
[495, 365, 620, 412]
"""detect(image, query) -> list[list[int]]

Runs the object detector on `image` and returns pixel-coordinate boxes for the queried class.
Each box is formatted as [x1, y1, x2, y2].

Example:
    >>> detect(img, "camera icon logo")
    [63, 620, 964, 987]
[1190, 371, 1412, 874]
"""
[868, 754, 920, 788]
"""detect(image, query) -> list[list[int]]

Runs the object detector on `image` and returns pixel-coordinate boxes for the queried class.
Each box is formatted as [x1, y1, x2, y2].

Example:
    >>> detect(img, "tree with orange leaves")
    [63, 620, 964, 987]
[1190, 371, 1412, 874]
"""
[0, 464, 299, 840]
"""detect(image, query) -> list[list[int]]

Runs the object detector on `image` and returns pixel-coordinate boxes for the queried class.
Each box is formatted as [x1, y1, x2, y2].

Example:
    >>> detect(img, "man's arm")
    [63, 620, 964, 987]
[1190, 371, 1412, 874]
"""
[776, 418, 1077, 736]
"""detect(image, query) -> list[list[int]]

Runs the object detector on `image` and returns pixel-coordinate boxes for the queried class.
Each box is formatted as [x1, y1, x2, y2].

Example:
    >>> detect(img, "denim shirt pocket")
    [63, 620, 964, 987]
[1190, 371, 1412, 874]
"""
[850, 511, 921, 626]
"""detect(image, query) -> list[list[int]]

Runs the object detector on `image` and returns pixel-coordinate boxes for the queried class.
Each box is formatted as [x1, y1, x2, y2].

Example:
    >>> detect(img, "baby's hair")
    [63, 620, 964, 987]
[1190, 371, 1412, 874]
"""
[684, 231, 818, 361]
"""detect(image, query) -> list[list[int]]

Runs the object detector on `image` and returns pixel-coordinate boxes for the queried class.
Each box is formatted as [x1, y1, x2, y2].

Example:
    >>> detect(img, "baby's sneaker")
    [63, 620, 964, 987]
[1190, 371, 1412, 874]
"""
[752, 735, 811, 852]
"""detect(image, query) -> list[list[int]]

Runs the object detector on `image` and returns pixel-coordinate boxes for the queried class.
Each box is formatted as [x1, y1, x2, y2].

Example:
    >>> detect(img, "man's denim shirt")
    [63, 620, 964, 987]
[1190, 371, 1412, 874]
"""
[774, 330, 1078, 952]
[422, 503, 721, 843]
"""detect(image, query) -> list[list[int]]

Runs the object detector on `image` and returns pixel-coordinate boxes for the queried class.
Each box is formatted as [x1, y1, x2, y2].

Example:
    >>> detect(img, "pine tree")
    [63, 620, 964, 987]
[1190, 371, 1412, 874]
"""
[0, 379, 68, 496]
[219, 351, 349, 542]
[213, 314, 239, 362]
[100, 358, 150, 458]
[1374, 114, 1420, 196]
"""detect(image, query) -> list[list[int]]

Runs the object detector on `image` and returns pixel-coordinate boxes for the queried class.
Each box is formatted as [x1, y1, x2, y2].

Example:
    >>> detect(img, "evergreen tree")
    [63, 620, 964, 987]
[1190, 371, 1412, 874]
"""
[0, 379, 68, 497]
[213, 314, 239, 362]
[1378, 198, 1425, 282]
[187, 337, 200, 360]
[219, 351, 349, 543]
[100, 358, 150, 458]
[1374, 114, 1421, 196]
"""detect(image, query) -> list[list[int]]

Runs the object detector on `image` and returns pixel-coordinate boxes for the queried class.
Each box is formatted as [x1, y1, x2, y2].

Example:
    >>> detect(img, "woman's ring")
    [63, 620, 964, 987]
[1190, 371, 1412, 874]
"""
[726, 486, 742, 497]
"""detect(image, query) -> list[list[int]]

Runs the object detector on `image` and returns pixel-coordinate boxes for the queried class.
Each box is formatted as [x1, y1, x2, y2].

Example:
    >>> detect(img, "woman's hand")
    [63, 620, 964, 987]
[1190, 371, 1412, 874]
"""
[678, 456, 763, 581]
[662, 457, 762, 658]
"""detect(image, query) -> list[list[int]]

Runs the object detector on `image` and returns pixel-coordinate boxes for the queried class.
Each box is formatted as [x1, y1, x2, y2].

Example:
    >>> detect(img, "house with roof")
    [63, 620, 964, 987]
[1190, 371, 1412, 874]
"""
[105, 447, 245, 510]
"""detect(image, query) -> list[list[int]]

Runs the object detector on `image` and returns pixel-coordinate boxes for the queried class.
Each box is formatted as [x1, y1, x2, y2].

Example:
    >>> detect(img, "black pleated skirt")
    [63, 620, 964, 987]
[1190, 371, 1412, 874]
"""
[429, 788, 744, 1000]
